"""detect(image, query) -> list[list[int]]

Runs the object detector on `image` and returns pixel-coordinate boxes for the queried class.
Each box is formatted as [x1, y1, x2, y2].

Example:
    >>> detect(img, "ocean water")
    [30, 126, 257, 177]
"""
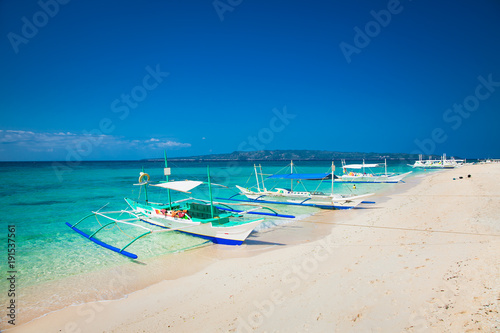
[0, 159, 421, 324]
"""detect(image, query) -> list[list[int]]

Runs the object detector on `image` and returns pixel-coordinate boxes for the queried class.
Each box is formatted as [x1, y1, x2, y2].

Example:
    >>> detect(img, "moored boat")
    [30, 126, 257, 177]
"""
[124, 180, 265, 246]
[410, 154, 464, 169]
[230, 161, 374, 209]
[336, 159, 412, 183]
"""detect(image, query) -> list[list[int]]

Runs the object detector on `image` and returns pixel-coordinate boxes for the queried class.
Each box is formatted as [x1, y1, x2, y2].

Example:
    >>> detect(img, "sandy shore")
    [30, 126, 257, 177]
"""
[8, 164, 500, 332]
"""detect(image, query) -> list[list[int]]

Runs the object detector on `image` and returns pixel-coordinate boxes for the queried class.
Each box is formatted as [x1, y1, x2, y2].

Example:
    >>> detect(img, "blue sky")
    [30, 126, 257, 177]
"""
[1, 0, 500, 161]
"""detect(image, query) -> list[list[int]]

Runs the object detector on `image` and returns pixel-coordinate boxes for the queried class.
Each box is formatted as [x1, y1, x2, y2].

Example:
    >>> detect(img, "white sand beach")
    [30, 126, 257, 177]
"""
[8, 164, 500, 332]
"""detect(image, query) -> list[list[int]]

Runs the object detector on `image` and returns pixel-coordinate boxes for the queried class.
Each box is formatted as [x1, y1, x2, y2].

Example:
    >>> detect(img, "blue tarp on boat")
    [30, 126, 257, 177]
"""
[268, 173, 333, 180]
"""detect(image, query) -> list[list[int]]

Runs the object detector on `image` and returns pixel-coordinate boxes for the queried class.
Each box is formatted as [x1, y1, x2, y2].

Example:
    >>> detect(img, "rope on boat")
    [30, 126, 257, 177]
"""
[243, 168, 253, 187]
[290, 163, 309, 193]
[95, 214, 116, 231]
[297, 220, 500, 237]
[311, 173, 325, 194]
[273, 163, 291, 176]
[138, 184, 143, 200]
[269, 163, 295, 192]
[96, 202, 110, 213]
[116, 223, 135, 239]
[341, 180, 357, 195]
[93, 211, 142, 239]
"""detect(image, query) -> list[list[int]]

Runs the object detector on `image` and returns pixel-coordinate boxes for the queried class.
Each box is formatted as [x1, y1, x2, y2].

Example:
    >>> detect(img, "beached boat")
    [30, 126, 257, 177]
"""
[410, 154, 464, 169]
[123, 177, 295, 245]
[228, 162, 374, 209]
[66, 155, 294, 259]
[235, 163, 333, 200]
[336, 159, 412, 183]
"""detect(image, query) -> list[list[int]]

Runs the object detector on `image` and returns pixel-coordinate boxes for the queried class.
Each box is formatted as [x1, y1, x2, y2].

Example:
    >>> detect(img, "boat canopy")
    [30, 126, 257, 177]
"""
[268, 173, 332, 180]
[343, 164, 379, 169]
[151, 180, 203, 193]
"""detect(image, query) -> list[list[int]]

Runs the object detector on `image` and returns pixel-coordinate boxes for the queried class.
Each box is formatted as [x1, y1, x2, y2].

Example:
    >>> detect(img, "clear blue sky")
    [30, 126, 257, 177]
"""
[1, 0, 500, 161]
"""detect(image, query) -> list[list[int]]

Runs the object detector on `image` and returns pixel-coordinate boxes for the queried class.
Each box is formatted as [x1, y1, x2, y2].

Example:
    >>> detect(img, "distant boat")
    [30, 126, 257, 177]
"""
[336, 159, 412, 183]
[410, 154, 464, 169]
[229, 162, 374, 209]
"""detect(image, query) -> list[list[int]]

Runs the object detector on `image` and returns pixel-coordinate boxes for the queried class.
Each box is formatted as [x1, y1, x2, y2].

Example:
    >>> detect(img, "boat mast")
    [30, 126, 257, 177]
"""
[385, 158, 387, 177]
[290, 160, 294, 192]
[259, 164, 267, 191]
[207, 165, 214, 218]
[254, 164, 261, 193]
[142, 166, 148, 203]
[331, 161, 335, 195]
[164, 151, 172, 207]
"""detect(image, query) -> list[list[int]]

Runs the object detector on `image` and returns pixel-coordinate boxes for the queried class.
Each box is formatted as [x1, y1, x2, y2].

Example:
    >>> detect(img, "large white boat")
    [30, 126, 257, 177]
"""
[410, 154, 465, 169]
[231, 162, 374, 209]
[123, 179, 265, 246]
[336, 159, 412, 183]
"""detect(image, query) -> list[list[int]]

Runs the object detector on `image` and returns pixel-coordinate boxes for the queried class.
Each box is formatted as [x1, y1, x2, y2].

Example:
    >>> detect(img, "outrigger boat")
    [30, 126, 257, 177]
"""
[66, 154, 294, 259]
[336, 159, 412, 183]
[235, 163, 334, 200]
[410, 154, 465, 169]
[227, 161, 375, 209]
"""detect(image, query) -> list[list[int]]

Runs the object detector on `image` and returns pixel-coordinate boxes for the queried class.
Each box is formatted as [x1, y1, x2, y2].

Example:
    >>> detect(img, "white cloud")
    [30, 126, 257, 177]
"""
[0, 130, 191, 154]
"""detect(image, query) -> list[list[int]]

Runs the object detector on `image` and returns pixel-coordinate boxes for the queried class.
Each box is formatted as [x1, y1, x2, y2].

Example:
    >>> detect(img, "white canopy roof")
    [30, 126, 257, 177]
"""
[343, 163, 380, 169]
[151, 180, 203, 193]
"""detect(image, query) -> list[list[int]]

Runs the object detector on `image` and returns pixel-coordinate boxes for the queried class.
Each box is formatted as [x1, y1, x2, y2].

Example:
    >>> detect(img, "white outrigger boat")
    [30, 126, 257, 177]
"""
[66, 154, 294, 259]
[336, 159, 412, 183]
[410, 154, 465, 169]
[226, 161, 374, 209]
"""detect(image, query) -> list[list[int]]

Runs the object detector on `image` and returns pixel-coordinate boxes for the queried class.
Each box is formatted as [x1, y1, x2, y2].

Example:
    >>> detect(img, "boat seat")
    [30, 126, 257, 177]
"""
[187, 203, 222, 219]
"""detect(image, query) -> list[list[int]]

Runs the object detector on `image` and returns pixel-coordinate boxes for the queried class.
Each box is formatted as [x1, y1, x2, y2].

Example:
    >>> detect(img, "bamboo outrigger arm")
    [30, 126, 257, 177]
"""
[65, 221, 141, 259]
[65, 210, 150, 259]
[66, 210, 211, 259]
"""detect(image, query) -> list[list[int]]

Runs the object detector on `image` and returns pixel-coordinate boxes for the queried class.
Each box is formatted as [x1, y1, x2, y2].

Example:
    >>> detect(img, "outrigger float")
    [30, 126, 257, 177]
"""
[66, 154, 294, 259]
[223, 161, 375, 210]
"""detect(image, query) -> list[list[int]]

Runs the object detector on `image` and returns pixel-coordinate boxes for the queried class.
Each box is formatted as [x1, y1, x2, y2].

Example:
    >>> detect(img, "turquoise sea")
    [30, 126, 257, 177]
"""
[0, 159, 421, 326]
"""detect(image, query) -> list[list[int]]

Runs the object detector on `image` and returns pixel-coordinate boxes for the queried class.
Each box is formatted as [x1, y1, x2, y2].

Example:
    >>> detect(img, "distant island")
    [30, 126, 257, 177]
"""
[144, 150, 441, 162]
